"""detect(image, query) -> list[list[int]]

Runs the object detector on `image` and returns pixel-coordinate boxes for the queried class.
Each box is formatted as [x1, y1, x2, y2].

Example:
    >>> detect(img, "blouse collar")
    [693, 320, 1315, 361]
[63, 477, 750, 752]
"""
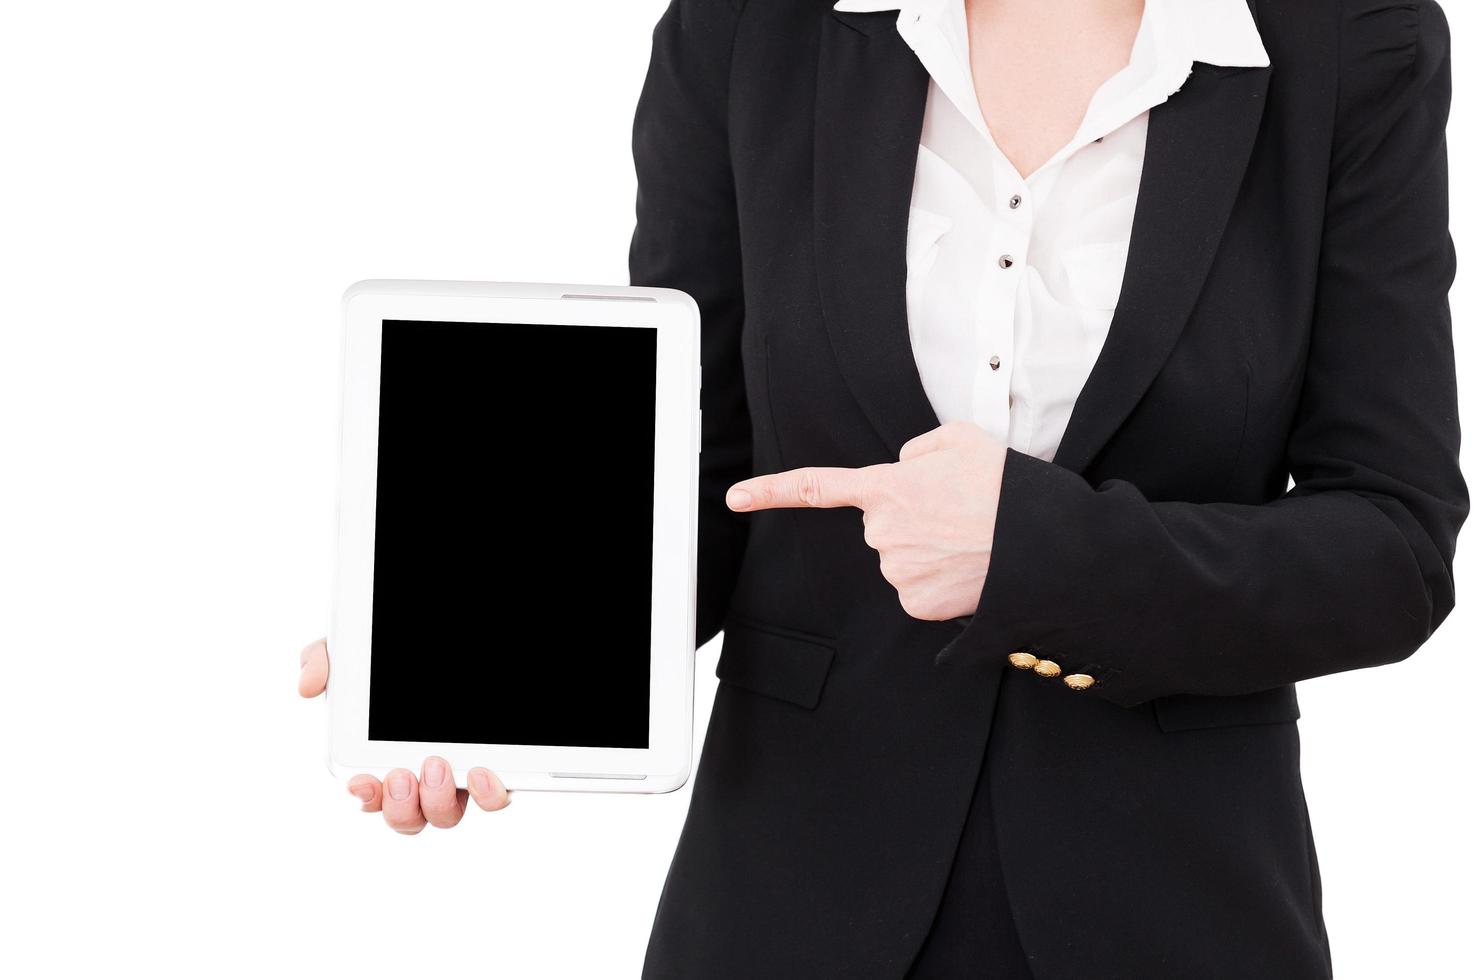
[829, 0, 1271, 72]
[829, 0, 1270, 180]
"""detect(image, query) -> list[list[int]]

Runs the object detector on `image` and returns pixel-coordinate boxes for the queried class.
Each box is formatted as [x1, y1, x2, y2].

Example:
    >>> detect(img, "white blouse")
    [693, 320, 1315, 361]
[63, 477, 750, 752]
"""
[830, 0, 1269, 463]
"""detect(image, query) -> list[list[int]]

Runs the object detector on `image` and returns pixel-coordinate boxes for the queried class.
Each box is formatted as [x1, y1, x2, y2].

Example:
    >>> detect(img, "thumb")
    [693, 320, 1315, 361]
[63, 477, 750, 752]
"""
[298, 638, 330, 698]
[898, 420, 975, 461]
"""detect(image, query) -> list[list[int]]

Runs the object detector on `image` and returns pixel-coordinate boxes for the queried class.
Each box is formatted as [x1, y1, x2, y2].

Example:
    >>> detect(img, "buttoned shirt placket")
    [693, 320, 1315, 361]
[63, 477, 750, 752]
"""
[896, 0, 1195, 452]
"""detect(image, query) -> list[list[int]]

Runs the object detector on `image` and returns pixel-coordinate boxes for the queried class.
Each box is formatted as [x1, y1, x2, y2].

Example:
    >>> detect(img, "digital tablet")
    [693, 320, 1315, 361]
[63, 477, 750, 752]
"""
[326, 280, 700, 793]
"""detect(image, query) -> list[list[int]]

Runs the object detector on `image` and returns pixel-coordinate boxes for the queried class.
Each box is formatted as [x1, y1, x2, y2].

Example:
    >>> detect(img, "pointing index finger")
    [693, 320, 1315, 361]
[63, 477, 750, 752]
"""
[727, 464, 887, 512]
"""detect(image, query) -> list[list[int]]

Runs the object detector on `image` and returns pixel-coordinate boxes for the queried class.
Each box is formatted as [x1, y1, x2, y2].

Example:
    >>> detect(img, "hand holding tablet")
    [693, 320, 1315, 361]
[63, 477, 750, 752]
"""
[304, 280, 701, 810]
[299, 639, 511, 831]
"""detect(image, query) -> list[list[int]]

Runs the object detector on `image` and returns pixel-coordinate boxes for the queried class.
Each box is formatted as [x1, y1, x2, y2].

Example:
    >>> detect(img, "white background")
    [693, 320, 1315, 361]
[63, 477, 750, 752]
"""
[1, 1, 1468, 977]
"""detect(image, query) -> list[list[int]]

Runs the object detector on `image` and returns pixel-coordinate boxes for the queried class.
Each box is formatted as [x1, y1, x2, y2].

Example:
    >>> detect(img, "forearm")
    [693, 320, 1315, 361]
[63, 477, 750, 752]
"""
[938, 447, 1461, 707]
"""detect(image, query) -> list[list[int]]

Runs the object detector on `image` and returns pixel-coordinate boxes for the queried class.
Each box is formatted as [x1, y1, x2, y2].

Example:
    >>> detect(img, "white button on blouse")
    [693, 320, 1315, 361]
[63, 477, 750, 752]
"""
[831, 0, 1270, 463]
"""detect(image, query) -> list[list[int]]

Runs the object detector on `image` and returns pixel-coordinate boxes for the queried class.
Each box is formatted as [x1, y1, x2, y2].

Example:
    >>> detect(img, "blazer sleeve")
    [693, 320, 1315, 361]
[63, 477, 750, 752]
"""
[938, 0, 1469, 709]
[628, 0, 752, 650]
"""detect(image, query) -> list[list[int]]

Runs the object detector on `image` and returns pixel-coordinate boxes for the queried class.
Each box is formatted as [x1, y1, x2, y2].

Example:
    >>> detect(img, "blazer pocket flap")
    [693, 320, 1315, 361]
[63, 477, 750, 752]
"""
[715, 617, 837, 710]
[1152, 684, 1302, 733]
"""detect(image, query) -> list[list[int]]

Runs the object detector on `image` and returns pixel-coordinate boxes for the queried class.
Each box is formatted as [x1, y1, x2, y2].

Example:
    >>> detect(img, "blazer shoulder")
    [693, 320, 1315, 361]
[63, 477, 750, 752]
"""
[1331, 0, 1448, 97]
[1254, 0, 1444, 75]
[649, 0, 753, 47]
[1326, 0, 1451, 147]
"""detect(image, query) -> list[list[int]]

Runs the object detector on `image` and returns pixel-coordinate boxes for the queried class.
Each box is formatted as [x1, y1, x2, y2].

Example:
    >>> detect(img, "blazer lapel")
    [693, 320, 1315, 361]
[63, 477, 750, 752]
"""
[814, 8, 940, 461]
[813, 5, 1274, 476]
[1049, 60, 1274, 475]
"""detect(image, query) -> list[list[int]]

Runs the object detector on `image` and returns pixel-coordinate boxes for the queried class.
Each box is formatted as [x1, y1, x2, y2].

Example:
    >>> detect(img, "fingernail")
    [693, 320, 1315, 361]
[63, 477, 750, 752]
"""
[470, 769, 492, 798]
[423, 758, 445, 788]
[349, 783, 374, 805]
[387, 771, 411, 801]
[727, 488, 751, 510]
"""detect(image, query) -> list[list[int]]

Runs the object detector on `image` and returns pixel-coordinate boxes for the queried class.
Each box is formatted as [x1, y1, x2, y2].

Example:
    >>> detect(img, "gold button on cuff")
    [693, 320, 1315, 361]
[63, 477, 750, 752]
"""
[1032, 659, 1061, 678]
[1007, 651, 1038, 670]
[1063, 673, 1096, 691]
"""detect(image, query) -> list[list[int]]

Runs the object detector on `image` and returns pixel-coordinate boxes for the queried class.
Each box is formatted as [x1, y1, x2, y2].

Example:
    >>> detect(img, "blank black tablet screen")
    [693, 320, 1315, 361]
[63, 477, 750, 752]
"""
[367, 319, 655, 749]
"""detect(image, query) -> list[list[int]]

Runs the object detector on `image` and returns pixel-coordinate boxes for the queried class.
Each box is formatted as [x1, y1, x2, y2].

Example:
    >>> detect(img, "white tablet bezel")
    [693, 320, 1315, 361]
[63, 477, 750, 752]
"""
[326, 279, 700, 794]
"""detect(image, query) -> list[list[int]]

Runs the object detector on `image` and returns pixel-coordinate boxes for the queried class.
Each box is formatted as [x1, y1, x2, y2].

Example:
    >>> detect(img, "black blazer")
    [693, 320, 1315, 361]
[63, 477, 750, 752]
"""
[628, 0, 1467, 977]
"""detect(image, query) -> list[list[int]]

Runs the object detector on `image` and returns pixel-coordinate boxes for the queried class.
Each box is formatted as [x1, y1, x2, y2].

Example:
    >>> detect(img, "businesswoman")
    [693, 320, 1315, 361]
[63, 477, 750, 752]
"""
[298, 0, 1468, 976]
